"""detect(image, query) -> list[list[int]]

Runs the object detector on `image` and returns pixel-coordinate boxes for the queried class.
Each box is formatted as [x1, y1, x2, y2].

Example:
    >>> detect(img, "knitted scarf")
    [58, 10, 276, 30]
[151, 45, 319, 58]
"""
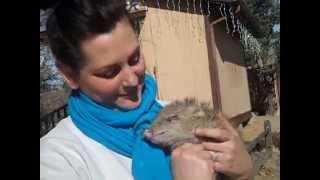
[68, 74, 172, 180]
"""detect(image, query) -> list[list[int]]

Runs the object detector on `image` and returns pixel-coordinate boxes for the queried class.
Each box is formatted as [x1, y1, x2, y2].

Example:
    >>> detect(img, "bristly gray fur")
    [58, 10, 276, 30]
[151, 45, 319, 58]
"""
[144, 97, 232, 151]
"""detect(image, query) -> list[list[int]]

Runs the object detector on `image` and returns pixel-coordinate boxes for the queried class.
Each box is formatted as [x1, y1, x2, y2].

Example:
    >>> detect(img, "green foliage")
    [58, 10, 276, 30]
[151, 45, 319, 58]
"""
[241, 0, 280, 72]
[240, 0, 280, 115]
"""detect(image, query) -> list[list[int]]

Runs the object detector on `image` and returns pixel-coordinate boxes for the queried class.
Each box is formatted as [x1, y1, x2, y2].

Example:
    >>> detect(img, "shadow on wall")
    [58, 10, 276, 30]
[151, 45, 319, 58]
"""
[213, 22, 245, 67]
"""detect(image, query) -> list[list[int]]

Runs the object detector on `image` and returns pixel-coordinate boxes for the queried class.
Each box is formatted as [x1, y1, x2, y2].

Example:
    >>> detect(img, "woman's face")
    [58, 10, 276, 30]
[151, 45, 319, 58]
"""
[70, 18, 146, 109]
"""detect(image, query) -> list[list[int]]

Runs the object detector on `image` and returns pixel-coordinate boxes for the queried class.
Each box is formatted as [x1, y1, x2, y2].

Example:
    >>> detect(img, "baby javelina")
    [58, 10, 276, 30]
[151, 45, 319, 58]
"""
[144, 98, 239, 152]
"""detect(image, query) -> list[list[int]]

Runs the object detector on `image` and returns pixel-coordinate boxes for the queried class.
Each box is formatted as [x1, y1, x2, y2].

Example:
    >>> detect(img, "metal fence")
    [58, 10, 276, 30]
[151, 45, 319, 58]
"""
[40, 104, 68, 138]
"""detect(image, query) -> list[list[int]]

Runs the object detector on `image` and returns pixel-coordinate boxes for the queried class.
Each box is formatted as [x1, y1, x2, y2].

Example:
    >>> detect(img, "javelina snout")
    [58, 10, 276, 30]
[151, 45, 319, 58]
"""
[143, 129, 153, 139]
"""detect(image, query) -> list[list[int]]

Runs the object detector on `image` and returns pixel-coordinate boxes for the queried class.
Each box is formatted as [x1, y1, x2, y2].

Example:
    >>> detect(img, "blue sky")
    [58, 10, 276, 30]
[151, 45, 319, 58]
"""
[273, 24, 280, 32]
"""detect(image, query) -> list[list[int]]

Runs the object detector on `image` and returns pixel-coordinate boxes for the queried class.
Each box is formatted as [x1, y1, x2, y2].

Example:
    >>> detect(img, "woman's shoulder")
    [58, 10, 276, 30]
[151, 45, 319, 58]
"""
[40, 117, 86, 164]
[40, 116, 134, 180]
[40, 117, 79, 146]
[40, 117, 92, 179]
[40, 116, 102, 156]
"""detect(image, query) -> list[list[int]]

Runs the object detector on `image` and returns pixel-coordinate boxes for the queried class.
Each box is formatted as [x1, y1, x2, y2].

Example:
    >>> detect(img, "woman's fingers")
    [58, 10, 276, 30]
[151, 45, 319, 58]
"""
[172, 143, 217, 179]
[202, 141, 226, 152]
[212, 161, 225, 173]
[178, 143, 205, 151]
[208, 151, 234, 174]
[198, 151, 217, 161]
[194, 128, 231, 142]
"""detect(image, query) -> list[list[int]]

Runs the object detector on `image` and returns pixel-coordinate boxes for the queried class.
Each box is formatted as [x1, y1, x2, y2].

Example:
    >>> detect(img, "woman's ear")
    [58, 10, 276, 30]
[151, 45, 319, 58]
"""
[56, 61, 79, 90]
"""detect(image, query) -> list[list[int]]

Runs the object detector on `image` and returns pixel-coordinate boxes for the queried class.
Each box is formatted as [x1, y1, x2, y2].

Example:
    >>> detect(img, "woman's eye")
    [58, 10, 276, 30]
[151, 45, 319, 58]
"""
[128, 52, 140, 66]
[102, 66, 121, 79]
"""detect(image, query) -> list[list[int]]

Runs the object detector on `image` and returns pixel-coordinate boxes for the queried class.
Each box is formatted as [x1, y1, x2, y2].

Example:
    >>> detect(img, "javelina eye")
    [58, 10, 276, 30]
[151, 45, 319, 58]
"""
[167, 114, 179, 122]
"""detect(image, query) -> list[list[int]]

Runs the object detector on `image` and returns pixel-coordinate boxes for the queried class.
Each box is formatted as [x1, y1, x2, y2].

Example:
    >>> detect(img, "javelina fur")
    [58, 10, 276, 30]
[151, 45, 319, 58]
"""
[144, 98, 241, 151]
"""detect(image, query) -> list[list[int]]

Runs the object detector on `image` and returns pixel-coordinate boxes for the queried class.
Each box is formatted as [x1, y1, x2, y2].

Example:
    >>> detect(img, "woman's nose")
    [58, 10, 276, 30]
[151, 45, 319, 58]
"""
[122, 66, 138, 87]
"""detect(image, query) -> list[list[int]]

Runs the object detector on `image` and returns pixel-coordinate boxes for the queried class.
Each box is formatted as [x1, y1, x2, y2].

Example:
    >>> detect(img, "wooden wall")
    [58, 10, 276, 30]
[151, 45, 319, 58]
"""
[139, 7, 251, 117]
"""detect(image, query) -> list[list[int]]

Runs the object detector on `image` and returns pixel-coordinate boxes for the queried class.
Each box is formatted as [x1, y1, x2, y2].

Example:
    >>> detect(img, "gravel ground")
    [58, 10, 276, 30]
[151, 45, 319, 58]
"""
[254, 147, 280, 180]
[253, 114, 280, 180]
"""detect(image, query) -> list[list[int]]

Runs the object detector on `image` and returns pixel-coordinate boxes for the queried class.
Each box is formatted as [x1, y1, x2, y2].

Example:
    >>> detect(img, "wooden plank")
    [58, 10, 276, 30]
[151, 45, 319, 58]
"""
[204, 16, 222, 111]
[140, 8, 214, 104]
[212, 22, 251, 118]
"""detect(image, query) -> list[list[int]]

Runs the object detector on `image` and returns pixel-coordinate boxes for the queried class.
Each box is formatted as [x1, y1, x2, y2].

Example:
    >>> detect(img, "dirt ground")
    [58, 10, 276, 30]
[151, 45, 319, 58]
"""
[253, 115, 280, 180]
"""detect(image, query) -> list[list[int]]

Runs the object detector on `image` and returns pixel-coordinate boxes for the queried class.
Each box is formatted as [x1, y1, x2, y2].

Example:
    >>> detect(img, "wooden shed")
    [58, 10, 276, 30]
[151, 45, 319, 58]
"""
[130, 0, 258, 119]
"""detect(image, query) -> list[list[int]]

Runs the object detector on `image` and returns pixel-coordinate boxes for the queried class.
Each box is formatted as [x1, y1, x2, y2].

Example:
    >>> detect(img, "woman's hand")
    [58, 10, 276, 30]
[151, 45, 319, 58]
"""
[171, 143, 216, 180]
[194, 121, 253, 180]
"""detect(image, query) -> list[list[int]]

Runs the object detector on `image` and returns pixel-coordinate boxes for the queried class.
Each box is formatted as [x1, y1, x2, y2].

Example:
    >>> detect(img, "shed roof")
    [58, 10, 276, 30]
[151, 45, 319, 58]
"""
[39, 0, 266, 37]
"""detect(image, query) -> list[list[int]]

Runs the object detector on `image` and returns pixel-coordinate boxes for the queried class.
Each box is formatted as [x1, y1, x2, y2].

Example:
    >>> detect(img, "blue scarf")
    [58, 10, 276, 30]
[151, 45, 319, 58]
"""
[68, 74, 172, 180]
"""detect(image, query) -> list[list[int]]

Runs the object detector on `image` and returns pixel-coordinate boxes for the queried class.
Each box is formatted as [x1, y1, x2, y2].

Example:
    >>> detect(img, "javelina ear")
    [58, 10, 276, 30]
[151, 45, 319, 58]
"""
[191, 110, 206, 119]
[200, 102, 214, 117]
[200, 102, 211, 108]
[184, 97, 197, 105]
[211, 111, 233, 129]
[215, 111, 226, 119]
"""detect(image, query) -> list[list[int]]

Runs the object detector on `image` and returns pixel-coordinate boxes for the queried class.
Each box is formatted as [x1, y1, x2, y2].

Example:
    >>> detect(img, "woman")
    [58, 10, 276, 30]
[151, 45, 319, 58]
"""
[40, 0, 253, 180]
